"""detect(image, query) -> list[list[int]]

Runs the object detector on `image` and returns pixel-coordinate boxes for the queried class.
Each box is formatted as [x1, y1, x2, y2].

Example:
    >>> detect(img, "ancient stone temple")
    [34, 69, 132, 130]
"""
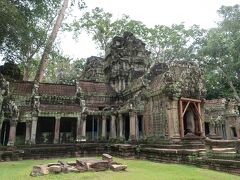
[0, 32, 239, 146]
[205, 99, 240, 139]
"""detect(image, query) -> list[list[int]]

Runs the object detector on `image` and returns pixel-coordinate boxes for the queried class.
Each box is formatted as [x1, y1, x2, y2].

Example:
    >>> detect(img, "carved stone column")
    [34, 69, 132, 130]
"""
[30, 117, 37, 144]
[7, 121, 17, 146]
[25, 121, 31, 144]
[129, 111, 137, 140]
[110, 114, 116, 138]
[81, 114, 87, 139]
[76, 115, 81, 142]
[54, 116, 61, 144]
[101, 115, 107, 139]
[118, 114, 124, 138]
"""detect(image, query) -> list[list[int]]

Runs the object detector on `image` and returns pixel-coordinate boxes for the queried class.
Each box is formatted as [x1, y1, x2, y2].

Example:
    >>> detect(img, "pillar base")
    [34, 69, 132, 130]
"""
[7, 141, 14, 146]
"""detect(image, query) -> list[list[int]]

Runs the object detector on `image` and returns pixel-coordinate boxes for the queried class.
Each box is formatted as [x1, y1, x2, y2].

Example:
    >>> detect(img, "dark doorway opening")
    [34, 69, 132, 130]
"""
[86, 115, 99, 142]
[1, 121, 10, 146]
[106, 116, 110, 140]
[231, 127, 237, 138]
[123, 114, 130, 141]
[204, 122, 210, 136]
[60, 117, 77, 143]
[16, 122, 26, 145]
[137, 115, 143, 139]
[36, 117, 55, 144]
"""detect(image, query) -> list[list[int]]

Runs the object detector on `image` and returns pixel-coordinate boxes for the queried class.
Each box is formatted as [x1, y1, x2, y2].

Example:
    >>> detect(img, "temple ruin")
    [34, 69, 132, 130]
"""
[0, 32, 240, 174]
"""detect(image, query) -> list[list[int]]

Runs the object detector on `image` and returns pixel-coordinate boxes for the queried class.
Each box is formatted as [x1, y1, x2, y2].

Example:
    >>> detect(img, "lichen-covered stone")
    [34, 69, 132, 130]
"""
[30, 165, 49, 176]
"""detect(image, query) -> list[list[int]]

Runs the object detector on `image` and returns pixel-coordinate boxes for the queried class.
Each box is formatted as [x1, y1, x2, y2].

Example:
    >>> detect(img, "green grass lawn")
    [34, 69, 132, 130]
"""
[0, 157, 239, 180]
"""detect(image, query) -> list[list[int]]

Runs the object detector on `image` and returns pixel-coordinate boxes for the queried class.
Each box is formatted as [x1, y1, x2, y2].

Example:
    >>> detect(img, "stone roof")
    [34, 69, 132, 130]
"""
[39, 83, 76, 96]
[79, 80, 115, 95]
[10, 81, 33, 95]
[39, 104, 80, 113]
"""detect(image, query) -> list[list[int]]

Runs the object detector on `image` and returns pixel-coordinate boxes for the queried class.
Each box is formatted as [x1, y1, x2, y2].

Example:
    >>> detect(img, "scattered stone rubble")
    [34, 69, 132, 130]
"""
[30, 154, 127, 177]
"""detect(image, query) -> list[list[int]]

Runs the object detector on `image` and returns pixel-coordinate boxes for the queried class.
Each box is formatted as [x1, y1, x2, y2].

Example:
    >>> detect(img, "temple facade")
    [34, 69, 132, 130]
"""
[0, 32, 239, 146]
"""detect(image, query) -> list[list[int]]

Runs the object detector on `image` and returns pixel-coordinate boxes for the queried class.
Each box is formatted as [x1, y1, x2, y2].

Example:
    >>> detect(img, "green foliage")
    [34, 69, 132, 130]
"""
[71, 8, 206, 63]
[0, 0, 62, 62]
[43, 51, 85, 84]
[201, 4, 240, 100]
[0, 62, 23, 81]
[146, 24, 206, 62]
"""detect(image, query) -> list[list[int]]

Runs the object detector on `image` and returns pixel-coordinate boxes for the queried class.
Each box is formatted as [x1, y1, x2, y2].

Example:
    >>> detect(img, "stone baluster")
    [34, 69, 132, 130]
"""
[110, 114, 116, 138]
[118, 114, 124, 138]
[101, 115, 107, 139]
[76, 115, 81, 142]
[25, 121, 31, 144]
[81, 114, 87, 140]
[30, 117, 37, 144]
[129, 111, 137, 141]
[53, 116, 61, 144]
[7, 121, 17, 146]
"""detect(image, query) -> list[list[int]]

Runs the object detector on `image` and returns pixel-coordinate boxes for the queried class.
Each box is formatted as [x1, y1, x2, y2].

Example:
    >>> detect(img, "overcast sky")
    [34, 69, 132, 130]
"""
[59, 0, 239, 60]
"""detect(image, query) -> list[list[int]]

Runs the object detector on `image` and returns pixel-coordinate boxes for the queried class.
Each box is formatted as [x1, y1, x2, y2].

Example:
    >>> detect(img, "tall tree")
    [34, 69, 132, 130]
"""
[146, 24, 206, 62]
[71, 8, 148, 55]
[201, 5, 240, 101]
[34, 0, 69, 82]
[72, 8, 205, 63]
[0, 0, 62, 80]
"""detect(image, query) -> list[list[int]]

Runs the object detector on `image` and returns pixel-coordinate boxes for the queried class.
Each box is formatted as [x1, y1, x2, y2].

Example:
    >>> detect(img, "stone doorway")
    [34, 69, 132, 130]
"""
[179, 98, 202, 138]
[1, 121, 10, 146]
[204, 122, 210, 136]
[106, 117, 110, 140]
[36, 117, 55, 144]
[60, 117, 77, 143]
[86, 115, 99, 142]
[123, 114, 130, 141]
[16, 122, 26, 145]
[137, 115, 143, 139]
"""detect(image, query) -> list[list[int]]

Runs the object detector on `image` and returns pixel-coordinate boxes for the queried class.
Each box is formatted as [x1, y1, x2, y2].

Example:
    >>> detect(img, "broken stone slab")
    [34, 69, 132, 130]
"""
[102, 153, 113, 162]
[30, 165, 49, 176]
[58, 160, 69, 173]
[48, 165, 62, 173]
[79, 159, 110, 171]
[67, 166, 81, 173]
[47, 163, 61, 167]
[110, 164, 127, 171]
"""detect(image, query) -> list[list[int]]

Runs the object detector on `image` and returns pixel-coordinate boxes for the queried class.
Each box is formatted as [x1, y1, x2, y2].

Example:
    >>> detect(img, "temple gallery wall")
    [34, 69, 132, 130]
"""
[0, 32, 239, 146]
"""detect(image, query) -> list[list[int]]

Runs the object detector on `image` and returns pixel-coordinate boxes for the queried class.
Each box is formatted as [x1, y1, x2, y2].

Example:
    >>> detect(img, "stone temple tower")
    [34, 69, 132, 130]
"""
[104, 32, 151, 93]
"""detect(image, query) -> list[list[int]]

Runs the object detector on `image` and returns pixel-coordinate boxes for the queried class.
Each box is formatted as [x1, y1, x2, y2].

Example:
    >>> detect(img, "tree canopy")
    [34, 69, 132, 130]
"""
[1, 2, 240, 102]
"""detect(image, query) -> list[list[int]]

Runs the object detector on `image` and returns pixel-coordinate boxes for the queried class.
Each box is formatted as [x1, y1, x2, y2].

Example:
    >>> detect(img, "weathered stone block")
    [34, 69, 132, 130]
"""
[102, 153, 113, 162]
[110, 164, 127, 171]
[30, 165, 49, 176]
[48, 165, 62, 173]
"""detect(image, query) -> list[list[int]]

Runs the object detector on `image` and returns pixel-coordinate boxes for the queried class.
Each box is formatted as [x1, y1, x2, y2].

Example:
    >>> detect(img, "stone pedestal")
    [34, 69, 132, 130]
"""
[110, 114, 116, 138]
[129, 111, 136, 140]
[101, 115, 107, 139]
[76, 116, 81, 142]
[7, 121, 17, 146]
[30, 117, 38, 144]
[25, 121, 31, 144]
[54, 117, 61, 144]
[118, 114, 123, 138]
